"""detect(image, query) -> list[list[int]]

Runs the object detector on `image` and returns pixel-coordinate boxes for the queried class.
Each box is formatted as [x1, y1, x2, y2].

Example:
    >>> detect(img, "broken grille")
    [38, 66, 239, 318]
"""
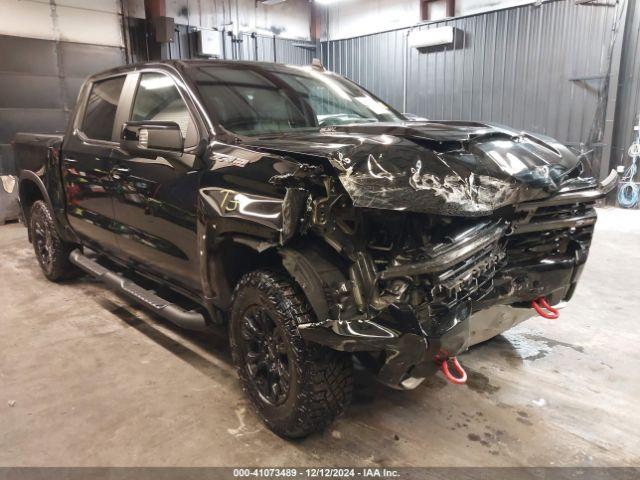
[507, 201, 596, 265]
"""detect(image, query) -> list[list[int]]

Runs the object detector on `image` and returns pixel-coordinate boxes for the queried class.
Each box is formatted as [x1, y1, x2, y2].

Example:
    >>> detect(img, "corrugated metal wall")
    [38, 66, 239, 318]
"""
[612, 0, 640, 168]
[128, 20, 316, 65]
[322, 0, 624, 179]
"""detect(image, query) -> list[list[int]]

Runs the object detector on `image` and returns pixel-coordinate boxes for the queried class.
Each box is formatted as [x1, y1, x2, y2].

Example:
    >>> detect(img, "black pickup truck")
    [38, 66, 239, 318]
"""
[14, 59, 616, 438]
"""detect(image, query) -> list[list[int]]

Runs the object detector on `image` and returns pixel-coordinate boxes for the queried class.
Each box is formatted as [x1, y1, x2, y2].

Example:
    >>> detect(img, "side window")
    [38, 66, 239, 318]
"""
[82, 76, 126, 141]
[131, 72, 198, 147]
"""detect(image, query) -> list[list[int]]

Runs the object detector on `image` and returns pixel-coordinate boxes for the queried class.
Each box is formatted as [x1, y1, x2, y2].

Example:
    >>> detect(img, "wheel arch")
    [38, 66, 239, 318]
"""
[18, 172, 53, 242]
[203, 235, 282, 314]
[201, 232, 349, 326]
[278, 243, 349, 324]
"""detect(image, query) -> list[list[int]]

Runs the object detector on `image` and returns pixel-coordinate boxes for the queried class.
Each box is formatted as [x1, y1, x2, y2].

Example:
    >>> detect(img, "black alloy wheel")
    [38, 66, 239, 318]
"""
[237, 305, 292, 406]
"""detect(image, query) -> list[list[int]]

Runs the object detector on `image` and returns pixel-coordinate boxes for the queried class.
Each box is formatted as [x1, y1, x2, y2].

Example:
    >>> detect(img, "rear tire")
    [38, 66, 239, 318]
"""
[229, 269, 353, 438]
[30, 200, 79, 282]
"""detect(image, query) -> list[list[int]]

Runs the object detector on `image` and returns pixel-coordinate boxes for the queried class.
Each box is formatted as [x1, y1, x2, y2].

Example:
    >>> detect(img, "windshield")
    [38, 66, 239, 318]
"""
[188, 63, 404, 136]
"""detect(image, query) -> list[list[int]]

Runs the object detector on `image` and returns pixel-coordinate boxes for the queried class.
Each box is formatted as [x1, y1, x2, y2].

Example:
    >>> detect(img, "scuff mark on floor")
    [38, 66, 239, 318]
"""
[227, 405, 260, 437]
[524, 350, 549, 361]
[465, 368, 501, 395]
[523, 334, 585, 354]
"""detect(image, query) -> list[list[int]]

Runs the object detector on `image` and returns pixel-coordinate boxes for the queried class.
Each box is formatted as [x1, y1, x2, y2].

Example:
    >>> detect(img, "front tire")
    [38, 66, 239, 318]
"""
[29, 200, 79, 282]
[229, 270, 353, 438]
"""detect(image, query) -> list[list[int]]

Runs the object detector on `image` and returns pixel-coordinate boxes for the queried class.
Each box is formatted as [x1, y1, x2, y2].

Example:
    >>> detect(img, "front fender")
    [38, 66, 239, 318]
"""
[198, 186, 308, 243]
[196, 186, 309, 318]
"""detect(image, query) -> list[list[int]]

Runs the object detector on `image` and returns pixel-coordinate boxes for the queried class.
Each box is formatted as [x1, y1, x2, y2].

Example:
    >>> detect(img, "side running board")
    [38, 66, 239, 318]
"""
[69, 249, 208, 331]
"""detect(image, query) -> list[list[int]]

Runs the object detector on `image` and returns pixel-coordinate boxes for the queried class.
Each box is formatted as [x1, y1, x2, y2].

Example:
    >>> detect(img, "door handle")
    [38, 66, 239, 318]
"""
[111, 167, 131, 179]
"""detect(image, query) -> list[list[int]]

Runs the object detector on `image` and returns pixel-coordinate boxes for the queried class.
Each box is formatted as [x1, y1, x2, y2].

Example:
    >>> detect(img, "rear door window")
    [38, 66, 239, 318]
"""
[82, 75, 126, 141]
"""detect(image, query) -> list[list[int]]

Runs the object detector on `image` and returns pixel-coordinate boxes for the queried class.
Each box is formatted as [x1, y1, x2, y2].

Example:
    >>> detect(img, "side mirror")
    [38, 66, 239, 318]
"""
[120, 121, 183, 155]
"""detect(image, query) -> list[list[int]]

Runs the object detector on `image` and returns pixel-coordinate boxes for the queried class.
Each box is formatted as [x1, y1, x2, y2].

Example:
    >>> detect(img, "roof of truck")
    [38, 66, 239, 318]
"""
[88, 59, 314, 81]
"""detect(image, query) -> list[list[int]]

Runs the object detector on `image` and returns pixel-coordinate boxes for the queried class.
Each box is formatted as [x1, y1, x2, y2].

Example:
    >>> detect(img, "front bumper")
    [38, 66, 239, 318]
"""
[299, 303, 535, 389]
[298, 237, 587, 389]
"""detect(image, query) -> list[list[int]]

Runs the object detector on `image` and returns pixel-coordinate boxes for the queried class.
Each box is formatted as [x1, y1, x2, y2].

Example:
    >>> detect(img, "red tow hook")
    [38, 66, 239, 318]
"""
[531, 297, 559, 319]
[440, 357, 467, 384]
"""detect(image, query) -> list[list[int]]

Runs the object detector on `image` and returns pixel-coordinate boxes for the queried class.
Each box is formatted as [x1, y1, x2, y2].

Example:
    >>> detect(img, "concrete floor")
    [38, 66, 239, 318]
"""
[1, 208, 639, 467]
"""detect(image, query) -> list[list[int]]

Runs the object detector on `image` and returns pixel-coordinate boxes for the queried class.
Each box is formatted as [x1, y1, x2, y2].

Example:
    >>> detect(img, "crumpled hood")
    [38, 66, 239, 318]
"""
[242, 121, 594, 216]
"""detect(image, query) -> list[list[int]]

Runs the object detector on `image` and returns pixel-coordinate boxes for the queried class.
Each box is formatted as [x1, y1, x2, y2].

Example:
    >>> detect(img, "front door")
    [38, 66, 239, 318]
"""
[61, 74, 127, 253]
[110, 71, 203, 292]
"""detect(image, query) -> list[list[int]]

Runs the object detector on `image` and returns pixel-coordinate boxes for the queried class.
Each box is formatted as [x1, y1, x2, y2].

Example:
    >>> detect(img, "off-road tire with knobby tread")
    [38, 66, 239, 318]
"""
[229, 269, 353, 438]
[29, 200, 80, 282]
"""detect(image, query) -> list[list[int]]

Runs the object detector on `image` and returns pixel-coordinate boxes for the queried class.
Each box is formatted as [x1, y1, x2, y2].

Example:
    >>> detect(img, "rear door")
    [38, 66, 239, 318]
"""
[61, 74, 127, 252]
[110, 70, 204, 291]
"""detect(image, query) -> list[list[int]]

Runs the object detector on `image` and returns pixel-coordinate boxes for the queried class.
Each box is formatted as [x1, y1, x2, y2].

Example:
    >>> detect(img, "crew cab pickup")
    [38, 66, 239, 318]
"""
[15, 60, 617, 438]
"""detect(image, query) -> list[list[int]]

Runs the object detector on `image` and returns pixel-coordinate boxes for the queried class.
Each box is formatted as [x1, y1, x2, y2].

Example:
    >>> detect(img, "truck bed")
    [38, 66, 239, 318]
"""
[14, 132, 64, 177]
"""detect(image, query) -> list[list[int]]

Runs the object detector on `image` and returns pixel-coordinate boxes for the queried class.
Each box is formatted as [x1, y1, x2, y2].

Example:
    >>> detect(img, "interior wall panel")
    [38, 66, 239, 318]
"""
[0, 0, 56, 41]
[58, 42, 126, 77]
[0, 75, 64, 109]
[55, 0, 121, 14]
[0, 35, 59, 75]
[0, 35, 125, 175]
[0, 0, 125, 174]
[256, 35, 276, 62]
[274, 38, 315, 65]
[0, 0, 123, 46]
[55, 5, 124, 47]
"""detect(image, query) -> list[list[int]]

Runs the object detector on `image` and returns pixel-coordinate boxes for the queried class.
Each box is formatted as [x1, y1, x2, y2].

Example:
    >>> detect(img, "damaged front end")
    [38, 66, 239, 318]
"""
[290, 176, 613, 389]
[218, 121, 617, 389]
[267, 129, 618, 390]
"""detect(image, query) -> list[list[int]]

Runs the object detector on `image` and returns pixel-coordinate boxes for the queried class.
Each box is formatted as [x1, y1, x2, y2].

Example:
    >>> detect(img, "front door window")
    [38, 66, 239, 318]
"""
[131, 72, 198, 148]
